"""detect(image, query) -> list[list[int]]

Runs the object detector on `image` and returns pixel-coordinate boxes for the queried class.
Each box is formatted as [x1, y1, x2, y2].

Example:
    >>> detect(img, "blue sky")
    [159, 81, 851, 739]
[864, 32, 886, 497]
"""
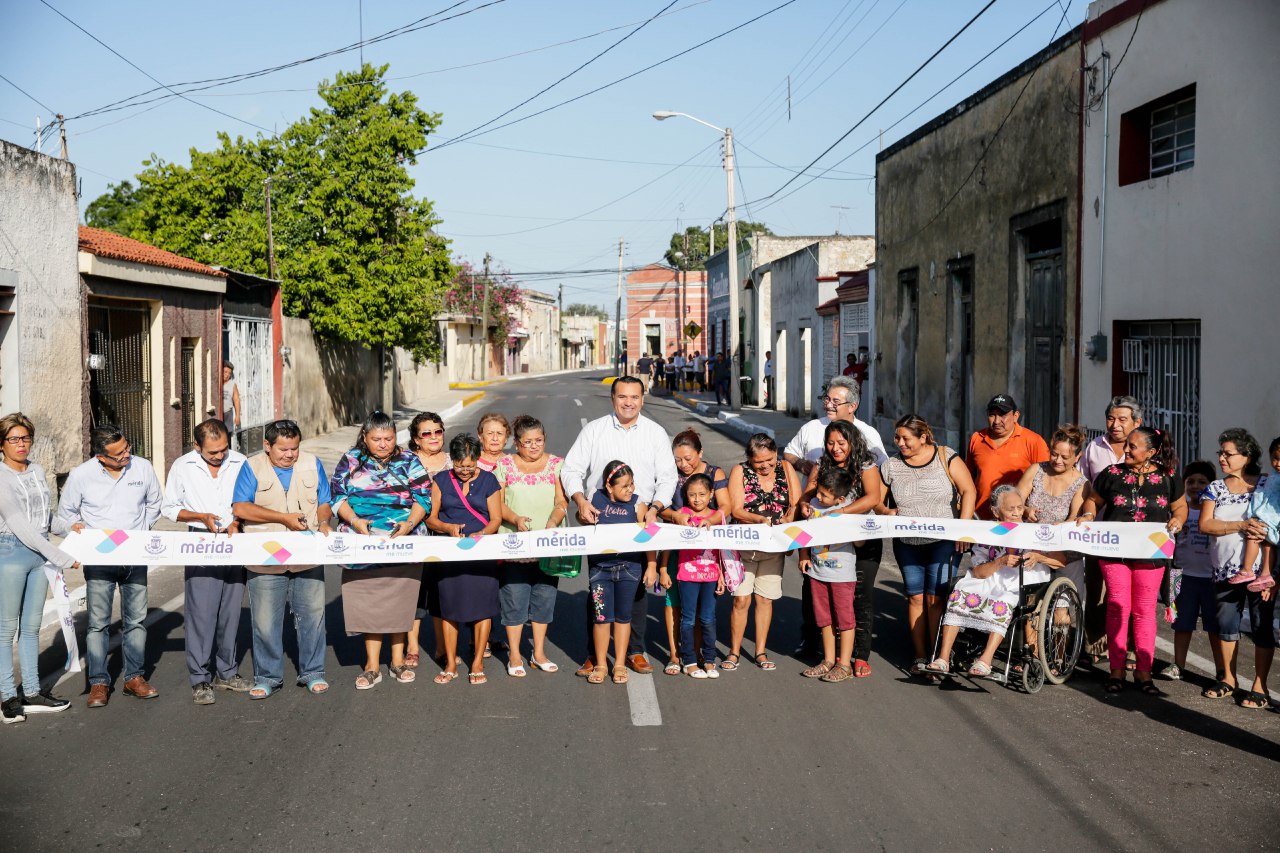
[1, 0, 1086, 308]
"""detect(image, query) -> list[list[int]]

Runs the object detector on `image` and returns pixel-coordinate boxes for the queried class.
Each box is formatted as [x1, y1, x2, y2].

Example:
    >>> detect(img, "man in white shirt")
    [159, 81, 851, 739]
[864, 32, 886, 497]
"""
[671, 351, 687, 392]
[693, 351, 707, 392]
[763, 350, 774, 408]
[562, 376, 678, 674]
[57, 424, 162, 708]
[161, 419, 251, 705]
[783, 375, 888, 476]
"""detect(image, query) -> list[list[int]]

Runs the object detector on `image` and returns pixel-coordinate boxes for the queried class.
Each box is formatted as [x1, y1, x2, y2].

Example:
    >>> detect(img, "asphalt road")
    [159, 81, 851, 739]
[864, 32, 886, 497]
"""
[3, 370, 1277, 852]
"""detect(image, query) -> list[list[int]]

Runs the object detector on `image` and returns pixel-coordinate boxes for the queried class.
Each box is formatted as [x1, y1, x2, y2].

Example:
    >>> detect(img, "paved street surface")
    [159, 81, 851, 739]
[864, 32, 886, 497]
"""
[4, 370, 1277, 852]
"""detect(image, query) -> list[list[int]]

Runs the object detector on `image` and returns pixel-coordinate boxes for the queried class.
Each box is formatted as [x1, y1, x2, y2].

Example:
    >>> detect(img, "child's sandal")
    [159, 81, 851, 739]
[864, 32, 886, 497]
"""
[612, 666, 629, 684]
[587, 666, 607, 685]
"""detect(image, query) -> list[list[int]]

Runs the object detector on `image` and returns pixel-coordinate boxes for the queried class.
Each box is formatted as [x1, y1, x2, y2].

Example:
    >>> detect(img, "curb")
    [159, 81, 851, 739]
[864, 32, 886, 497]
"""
[394, 391, 486, 444]
[669, 392, 775, 441]
[448, 379, 505, 390]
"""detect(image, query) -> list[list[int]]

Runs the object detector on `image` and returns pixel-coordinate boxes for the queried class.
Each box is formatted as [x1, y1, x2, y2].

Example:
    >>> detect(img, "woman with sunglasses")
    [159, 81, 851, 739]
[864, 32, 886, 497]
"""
[405, 412, 449, 669]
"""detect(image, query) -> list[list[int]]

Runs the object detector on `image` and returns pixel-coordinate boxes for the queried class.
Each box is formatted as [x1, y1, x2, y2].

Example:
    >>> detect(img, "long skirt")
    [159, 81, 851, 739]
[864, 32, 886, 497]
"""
[437, 560, 500, 624]
[341, 564, 421, 635]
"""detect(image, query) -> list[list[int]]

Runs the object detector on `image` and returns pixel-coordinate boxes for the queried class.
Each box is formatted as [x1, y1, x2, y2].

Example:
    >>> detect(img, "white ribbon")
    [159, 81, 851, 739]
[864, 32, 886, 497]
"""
[42, 563, 81, 673]
[61, 516, 1175, 568]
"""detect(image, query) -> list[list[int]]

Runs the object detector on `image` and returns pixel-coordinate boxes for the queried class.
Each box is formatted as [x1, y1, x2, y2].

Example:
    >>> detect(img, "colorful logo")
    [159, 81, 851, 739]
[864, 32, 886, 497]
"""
[989, 522, 1018, 535]
[781, 526, 812, 550]
[455, 535, 481, 551]
[1148, 531, 1175, 559]
[96, 529, 129, 554]
[632, 522, 661, 544]
[261, 540, 293, 565]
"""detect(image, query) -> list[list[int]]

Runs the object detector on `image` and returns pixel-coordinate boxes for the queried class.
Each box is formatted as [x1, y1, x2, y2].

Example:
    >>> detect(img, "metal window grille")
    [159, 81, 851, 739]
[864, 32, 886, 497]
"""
[1150, 96, 1195, 178]
[1124, 320, 1201, 463]
[223, 316, 274, 452]
[180, 340, 196, 453]
[88, 301, 152, 459]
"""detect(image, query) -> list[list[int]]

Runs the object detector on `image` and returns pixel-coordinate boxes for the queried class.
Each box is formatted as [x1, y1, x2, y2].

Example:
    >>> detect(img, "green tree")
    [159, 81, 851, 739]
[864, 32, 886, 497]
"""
[663, 221, 772, 270]
[89, 64, 454, 360]
[563, 303, 607, 320]
[83, 180, 145, 232]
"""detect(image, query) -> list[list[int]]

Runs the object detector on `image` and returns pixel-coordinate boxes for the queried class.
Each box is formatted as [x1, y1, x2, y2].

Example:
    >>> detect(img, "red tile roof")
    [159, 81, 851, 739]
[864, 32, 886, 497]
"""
[78, 226, 226, 278]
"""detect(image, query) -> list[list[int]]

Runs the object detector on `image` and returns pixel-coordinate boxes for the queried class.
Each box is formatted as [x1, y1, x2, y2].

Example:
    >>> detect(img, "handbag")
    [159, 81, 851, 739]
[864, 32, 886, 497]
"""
[936, 446, 962, 518]
[718, 548, 745, 593]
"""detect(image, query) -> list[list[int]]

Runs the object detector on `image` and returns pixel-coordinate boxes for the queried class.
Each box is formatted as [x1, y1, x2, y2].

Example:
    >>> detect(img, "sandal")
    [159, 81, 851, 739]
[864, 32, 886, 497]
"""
[802, 660, 835, 679]
[1247, 575, 1275, 592]
[506, 659, 527, 678]
[911, 658, 928, 676]
[702, 663, 720, 679]
[404, 653, 420, 669]
[664, 660, 681, 676]
[1104, 678, 1125, 694]
[720, 654, 740, 672]
[1202, 680, 1235, 699]
[1137, 679, 1162, 697]
[923, 658, 950, 674]
[853, 659, 872, 678]
[355, 670, 382, 690]
[248, 683, 274, 700]
[529, 658, 559, 673]
[587, 665, 607, 685]
[1239, 690, 1271, 710]
[967, 660, 992, 678]
[433, 671, 458, 685]
[468, 671, 488, 685]
[820, 663, 853, 683]
[389, 664, 415, 684]
[754, 654, 776, 671]
[306, 679, 328, 694]
[612, 666, 629, 684]
[684, 664, 708, 679]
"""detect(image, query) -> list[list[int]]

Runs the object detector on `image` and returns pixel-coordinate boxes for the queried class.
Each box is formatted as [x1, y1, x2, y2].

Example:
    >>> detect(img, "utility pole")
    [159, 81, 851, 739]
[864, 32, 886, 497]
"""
[680, 230, 689, 363]
[481, 253, 491, 380]
[264, 177, 277, 280]
[558, 284, 565, 371]
[725, 127, 741, 410]
[57, 114, 67, 159]
[615, 238, 624, 376]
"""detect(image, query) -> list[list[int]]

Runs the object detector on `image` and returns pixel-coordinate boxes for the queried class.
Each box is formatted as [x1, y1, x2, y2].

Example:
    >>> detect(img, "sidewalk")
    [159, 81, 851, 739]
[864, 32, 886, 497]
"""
[652, 383, 811, 448]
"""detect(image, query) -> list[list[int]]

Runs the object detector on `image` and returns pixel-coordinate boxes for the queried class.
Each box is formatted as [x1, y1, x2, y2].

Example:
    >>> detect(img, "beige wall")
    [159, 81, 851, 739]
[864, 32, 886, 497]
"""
[393, 348, 450, 409]
[0, 141, 86, 478]
[1079, 0, 1280, 458]
[281, 316, 382, 439]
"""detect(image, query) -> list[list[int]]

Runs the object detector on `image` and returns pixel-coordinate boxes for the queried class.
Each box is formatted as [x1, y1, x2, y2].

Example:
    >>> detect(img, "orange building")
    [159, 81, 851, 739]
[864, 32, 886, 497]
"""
[625, 264, 708, 362]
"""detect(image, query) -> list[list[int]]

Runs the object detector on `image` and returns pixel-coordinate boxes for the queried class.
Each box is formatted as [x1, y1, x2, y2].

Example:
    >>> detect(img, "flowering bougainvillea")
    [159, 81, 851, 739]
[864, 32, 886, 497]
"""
[440, 258, 523, 343]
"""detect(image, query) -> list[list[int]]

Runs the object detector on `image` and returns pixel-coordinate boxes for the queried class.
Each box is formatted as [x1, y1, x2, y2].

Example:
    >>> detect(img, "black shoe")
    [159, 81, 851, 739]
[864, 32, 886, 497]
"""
[20, 689, 71, 714]
[2, 696, 26, 724]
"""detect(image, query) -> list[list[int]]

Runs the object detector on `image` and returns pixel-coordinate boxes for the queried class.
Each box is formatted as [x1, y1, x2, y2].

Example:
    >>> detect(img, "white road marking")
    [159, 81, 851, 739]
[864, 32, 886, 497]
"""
[50, 591, 187, 689]
[1152, 635, 1274, 699]
[626, 673, 663, 726]
[580, 417, 588, 429]
[574, 398, 582, 407]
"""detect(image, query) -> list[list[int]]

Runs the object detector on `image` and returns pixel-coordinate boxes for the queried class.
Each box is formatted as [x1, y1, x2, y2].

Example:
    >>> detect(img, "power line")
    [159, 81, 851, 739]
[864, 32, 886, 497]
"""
[441, 0, 680, 149]
[423, 0, 800, 153]
[37, 0, 275, 135]
[0, 72, 54, 114]
[747, 0, 1000, 208]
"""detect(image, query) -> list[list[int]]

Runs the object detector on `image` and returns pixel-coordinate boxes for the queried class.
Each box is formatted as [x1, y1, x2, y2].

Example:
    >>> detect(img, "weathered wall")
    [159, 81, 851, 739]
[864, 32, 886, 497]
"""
[0, 141, 86, 479]
[874, 31, 1081, 448]
[282, 316, 382, 439]
[393, 348, 450, 409]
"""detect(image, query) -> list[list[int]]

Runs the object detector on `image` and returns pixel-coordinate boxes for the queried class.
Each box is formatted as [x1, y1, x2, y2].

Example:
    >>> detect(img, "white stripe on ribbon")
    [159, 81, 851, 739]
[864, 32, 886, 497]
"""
[60, 517, 1175, 568]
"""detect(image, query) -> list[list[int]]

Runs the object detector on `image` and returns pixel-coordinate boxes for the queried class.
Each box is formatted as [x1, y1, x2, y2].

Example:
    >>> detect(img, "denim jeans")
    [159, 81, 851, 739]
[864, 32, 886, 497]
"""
[248, 568, 327, 688]
[84, 564, 149, 686]
[0, 535, 49, 699]
[588, 562, 642, 624]
[677, 579, 717, 666]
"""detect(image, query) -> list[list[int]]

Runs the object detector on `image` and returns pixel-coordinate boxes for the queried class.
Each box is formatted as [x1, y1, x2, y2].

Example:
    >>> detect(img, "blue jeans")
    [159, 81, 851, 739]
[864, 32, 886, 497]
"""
[892, 540, 958, 597]
[248, 568, 327, 688]
[588, 562, 642, 624]
[84, 564, 148, 686]
[0, 535, 49, 699]
[678, 579, 718, 666]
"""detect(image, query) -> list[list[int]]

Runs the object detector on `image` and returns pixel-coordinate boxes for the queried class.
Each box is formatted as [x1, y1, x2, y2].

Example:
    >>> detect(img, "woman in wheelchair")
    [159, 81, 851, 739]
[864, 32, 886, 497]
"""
[925, 486, 1068, 677]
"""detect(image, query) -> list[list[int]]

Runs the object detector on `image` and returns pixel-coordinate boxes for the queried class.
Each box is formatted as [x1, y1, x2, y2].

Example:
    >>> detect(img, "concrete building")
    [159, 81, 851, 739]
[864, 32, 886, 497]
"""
[79, 226, 226, 482]
[0, 140, 85, 479]
[509, 288, 558, 375]
[874, 28, 1082, 448]
[767, 237, 874, 417]
[625, 264, 707, 362]
[817, 267, 875, 410]
[1077, 0, 1280, 462]
[561, 314, 599, 369]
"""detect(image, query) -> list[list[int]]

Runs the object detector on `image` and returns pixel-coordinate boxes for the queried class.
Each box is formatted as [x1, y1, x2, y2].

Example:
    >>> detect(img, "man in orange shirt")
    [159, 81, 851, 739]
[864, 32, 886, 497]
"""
[966, 394, 1049, 520]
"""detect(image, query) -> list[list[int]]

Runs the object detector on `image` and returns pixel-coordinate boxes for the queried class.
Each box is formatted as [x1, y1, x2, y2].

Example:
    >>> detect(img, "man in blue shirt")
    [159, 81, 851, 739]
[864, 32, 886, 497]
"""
[232, 419, 333, 699]
[57, 424, 162, 708]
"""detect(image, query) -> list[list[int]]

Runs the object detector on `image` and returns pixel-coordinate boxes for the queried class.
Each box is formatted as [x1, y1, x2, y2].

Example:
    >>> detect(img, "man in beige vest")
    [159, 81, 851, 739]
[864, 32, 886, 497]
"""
[232, 419, 333, 699]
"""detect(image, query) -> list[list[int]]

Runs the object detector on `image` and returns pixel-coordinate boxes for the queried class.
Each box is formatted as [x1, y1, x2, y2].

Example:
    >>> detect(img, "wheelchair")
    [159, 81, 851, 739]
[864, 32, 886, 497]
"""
[929, 559, 1085, 693]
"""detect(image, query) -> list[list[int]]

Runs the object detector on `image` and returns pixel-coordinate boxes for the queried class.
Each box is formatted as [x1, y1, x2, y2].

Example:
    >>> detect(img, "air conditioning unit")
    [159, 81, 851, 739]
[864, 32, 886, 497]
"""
[1121, 339, 1147, 374]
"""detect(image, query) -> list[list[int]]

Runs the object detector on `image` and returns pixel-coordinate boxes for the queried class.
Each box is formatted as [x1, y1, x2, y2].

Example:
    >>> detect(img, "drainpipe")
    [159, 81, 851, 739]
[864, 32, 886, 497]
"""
[1088, 50, 1111, 363]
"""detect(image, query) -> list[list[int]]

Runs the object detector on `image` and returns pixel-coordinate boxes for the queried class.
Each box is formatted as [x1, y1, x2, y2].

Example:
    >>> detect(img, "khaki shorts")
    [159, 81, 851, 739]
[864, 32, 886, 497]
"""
[733, 550, 785, 600]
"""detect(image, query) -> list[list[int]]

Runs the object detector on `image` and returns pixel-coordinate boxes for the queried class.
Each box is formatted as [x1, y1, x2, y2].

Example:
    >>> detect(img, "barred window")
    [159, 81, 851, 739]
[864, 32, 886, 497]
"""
[1149, 95, 1195, 177]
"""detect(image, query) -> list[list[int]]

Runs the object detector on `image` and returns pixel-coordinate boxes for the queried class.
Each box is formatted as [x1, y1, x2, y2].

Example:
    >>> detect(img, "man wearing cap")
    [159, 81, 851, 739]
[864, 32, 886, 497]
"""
[966, 394, 1050, 520]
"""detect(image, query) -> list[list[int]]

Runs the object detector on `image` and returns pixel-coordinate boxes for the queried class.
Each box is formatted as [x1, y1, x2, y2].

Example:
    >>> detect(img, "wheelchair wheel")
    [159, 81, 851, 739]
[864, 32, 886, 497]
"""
[1021, 657, 1045, 693]
[1035, 576, 1084, 685]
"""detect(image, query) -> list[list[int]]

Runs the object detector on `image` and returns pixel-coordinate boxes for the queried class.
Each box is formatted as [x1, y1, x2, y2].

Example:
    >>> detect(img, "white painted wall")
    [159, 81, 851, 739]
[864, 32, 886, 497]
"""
[1078, 0, 1280, 457]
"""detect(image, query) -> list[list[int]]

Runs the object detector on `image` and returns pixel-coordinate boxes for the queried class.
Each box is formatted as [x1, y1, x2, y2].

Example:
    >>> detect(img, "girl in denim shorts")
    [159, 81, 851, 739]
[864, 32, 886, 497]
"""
[586, 461, 656, 685]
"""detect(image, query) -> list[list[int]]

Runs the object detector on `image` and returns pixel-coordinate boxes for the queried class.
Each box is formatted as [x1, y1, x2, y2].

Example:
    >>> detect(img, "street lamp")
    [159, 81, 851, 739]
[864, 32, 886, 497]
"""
[652, 110, 740, 410]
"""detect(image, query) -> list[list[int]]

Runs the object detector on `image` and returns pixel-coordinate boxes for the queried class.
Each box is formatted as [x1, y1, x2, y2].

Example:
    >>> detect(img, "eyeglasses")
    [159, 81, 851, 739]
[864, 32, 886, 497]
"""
[3, 435, 33, 445]
[817, 395, 852, 407]
[518, 438, 545, 448]
[270, 419, 299, 432]
[99, 444, 132, 463]
[417, 429, 444, 438]
[1217, 450, 1243, 458]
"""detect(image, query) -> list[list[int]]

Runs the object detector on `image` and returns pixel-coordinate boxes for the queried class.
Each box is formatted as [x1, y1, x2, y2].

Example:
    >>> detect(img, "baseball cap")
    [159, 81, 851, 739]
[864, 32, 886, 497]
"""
[986, 394, 1017, 414]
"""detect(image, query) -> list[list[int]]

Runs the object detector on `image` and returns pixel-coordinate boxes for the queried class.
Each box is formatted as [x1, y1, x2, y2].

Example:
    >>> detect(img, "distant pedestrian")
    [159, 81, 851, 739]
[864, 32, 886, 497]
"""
[330, 411, 432, 691]
[222, 361, 241, 446]
[161, 418, 251, 705]
[406, 411, 450, 669]
[0, 412, 78, 723]
[619, 350, 628, 376]
[693, 350, 707, 392]
[57, 423, 163, 708]
[763, 350, 774, 408]
[665, 352, 678, 390]
[232, 418, 334, 699]
[713, 351, 731, 405]
[497, 415, 568, 677]
[636, 353, 653, 393]
[965, 394, 1049, 520]
[426, 434, 504, 685]
[654, 354, 666, 392]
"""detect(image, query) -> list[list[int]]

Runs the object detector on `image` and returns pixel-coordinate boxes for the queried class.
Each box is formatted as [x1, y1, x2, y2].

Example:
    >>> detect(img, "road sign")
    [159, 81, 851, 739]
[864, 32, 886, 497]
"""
[684, 321, 701, 340]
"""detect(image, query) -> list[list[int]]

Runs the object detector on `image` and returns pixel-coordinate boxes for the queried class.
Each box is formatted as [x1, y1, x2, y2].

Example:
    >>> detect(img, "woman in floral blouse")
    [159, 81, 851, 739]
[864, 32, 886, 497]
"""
[1081, 426, 1188, 696]
[497, 415, 569, 677]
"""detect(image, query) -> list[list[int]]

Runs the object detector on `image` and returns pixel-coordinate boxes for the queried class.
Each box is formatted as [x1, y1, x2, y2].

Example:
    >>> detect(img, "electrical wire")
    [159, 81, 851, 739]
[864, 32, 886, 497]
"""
[0, 72, 54, 114]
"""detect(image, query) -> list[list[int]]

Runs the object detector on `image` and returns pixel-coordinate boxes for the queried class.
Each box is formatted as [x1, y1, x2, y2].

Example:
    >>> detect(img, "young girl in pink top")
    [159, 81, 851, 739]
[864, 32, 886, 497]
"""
[671, 474, 724, 678]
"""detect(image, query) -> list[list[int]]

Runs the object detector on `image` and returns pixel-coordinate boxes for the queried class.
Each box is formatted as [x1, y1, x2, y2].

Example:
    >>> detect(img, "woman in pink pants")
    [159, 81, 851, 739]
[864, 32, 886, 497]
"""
[1081, 426, 1188, 696]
